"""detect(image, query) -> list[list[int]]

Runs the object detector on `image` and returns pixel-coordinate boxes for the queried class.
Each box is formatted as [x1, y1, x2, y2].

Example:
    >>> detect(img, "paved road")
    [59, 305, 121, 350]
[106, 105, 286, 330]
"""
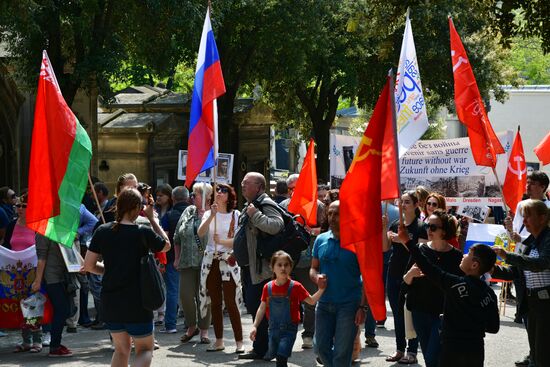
[0, 285, 528, 366]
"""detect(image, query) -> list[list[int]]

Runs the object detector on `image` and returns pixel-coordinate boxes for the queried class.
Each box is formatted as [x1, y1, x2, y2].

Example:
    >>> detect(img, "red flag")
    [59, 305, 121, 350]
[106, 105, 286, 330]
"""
[288, 139, 318, 226]
[340, 77, 393, 321]
[449, 18, 504, 167]
[534, 131, 550, 166]
[502, 129, 527, 214]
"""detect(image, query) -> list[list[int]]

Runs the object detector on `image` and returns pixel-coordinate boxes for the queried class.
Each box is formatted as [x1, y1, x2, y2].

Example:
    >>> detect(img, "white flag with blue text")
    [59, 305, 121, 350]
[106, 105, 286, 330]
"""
[395, 10, 429, 157]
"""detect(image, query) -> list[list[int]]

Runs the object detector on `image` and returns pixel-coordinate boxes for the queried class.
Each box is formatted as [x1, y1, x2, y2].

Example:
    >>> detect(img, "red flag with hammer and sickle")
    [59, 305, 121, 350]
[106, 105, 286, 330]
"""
[340, 76, 397, 321]
[502, 129, 526, 213]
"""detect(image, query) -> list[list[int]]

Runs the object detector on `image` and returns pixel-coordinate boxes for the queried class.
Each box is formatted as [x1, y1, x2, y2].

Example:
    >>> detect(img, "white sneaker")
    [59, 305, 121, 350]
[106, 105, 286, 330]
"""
[42, 332, 51, 346]
[302, 336, 313, 349]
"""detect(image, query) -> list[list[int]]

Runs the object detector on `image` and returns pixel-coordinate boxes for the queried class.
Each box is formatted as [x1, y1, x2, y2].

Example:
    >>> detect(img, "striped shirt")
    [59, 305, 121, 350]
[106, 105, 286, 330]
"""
[525, 247, 550, 289]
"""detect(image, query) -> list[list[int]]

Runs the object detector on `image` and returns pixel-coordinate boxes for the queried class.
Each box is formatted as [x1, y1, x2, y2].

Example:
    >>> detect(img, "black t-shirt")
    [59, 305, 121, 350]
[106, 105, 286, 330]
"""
[388, 218, 427, 279]
[89, 222, 165, 323]
[405, 244, 463, 315]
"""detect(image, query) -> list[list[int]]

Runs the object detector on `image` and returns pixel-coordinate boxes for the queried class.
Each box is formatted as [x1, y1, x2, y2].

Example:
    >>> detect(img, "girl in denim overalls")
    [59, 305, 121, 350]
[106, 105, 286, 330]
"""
[250, 250, 327, 367]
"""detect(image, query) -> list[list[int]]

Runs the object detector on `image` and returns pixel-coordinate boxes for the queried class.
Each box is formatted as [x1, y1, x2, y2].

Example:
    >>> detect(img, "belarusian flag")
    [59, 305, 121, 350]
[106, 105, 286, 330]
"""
[26, 50, 92, 247]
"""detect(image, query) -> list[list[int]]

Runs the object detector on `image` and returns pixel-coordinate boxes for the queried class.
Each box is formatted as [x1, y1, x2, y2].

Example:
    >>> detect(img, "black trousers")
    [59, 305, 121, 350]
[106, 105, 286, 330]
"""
[241, 266, 270, 357]
[527, 295, 550, 367]
[440, 338, 484, 367]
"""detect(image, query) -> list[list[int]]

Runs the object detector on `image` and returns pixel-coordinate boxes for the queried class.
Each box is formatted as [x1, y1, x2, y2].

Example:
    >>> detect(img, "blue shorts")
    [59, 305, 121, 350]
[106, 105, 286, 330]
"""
[106, 322, 154, 338]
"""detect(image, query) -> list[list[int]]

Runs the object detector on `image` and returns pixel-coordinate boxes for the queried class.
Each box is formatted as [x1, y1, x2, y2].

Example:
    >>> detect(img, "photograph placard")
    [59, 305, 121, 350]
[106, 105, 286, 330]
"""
[178, 150, 234, 184]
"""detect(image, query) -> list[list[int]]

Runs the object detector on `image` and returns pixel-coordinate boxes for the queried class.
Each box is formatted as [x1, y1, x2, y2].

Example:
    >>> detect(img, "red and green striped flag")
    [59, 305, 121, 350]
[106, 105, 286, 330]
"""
[26, 50, 92, 247]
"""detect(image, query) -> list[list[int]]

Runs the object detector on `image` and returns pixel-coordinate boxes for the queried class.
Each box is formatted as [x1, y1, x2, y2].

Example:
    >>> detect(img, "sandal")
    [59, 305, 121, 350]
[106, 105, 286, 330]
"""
[386, 351, 404, 362]
[13, 344, 31, 353]
[206, 343, 225, 352]
[199, 337, 210, 344]
[30, 344, 42, 353]
[398, 353, 418, 364]
[180, 328, 199, 343]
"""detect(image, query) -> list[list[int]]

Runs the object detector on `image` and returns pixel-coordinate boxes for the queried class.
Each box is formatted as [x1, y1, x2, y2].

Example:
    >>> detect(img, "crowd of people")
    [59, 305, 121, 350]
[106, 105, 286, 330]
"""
[0, 169, 549, 367]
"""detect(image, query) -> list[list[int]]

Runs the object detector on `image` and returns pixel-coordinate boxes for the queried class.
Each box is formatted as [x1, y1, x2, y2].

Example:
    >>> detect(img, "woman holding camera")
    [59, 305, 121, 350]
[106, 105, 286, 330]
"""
[84, 188, 170, 367]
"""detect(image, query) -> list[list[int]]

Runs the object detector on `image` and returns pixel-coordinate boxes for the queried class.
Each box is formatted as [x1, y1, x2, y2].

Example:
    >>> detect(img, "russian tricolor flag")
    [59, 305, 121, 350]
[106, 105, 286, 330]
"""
[185, 7, 226, 188]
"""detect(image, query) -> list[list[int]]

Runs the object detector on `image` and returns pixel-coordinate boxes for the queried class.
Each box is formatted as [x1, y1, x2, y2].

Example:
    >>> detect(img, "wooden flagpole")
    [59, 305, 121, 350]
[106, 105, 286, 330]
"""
[88, 173, 105, 224]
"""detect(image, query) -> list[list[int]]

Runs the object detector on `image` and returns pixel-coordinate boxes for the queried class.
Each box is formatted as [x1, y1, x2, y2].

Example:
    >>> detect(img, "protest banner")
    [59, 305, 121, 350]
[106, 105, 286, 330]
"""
[330, 131, 514, 206]
[0, 245, 37, 328]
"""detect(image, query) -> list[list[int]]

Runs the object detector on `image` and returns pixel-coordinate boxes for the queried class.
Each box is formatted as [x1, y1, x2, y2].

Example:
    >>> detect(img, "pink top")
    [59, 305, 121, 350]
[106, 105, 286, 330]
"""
[10, 224, 36, 251]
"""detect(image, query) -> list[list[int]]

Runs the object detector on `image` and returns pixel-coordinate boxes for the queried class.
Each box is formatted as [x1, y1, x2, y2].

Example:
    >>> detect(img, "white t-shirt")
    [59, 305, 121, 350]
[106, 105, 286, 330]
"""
[512, 199, 550, 250]
[201, 210, 240, 253]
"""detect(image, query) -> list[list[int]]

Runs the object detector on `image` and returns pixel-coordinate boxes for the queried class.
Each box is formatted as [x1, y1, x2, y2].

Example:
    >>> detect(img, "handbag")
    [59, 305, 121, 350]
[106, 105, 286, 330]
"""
[138, 226, 166, 311]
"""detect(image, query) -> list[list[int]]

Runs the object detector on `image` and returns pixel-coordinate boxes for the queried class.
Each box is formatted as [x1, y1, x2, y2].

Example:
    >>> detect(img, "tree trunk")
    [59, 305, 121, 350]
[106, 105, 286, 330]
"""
[218, 87, 239, 186]
[313, 120, 331, 183]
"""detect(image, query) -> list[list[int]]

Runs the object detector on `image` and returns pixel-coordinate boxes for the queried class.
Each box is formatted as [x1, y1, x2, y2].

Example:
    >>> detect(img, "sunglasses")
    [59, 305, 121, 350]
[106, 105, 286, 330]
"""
[426, 223, 442, 232]
[15, 204, 27, 208]
[426, 202, 438, 207]
[216, 187, 229, 194]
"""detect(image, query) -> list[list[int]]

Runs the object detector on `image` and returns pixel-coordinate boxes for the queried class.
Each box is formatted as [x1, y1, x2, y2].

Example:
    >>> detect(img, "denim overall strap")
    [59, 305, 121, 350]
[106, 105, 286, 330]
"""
[266, 280, 298, 360]
[268, 280, 294, 329]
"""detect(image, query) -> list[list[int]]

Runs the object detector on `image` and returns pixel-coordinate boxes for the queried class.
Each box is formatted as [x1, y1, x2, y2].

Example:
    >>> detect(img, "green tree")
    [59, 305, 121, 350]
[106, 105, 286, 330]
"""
[507, 37, 550, 84]
[481, 0, 550, 53]
[0, 0, 197, 106]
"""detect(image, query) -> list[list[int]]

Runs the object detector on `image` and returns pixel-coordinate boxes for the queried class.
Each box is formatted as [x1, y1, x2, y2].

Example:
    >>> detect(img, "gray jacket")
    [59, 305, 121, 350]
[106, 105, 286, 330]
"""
[35, 234, 67, 284]
[243, 193, 284, 284]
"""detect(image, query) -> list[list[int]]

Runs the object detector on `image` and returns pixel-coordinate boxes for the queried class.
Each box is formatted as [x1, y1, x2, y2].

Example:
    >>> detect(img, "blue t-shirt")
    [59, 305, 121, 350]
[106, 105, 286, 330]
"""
[312, 231, 362, 303]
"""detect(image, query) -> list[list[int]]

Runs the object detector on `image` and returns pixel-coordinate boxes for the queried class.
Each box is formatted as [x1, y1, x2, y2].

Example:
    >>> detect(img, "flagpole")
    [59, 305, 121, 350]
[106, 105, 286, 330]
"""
[388, 69, 401, 199]
[493, 126, 520, 220]
[88, 173, 105, 224]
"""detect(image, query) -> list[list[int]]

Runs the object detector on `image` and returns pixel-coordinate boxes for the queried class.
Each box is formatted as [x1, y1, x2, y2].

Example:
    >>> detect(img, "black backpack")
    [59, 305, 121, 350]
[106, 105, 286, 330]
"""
[254, 199, 311, 266]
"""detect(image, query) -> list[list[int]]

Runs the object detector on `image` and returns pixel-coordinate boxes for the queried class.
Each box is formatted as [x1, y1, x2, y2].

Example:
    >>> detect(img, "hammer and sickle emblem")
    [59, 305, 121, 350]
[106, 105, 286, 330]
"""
[508, 156, 526, 180]
[348, 135, 381, 173]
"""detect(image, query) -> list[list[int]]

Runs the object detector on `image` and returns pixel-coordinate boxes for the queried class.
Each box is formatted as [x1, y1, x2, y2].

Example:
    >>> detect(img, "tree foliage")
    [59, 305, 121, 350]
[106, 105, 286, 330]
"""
[506, 37, 550, 84]
[0, 0, 198, 105]
[480, 0, 550, 53]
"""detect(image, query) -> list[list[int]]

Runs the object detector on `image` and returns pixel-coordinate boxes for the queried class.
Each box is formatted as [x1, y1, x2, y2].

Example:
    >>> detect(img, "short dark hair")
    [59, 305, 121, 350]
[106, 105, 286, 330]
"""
[275, 180, 288, 195]
[318, 184, 330, 192]
[94, 182, 109, 197]
[529, 171, 549, 192]
[429, 209, 457, 240]
[470, 244, 497, 275]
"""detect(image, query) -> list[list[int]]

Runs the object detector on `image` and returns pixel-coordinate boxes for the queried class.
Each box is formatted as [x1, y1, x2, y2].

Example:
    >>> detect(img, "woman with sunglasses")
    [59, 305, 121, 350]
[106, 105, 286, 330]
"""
[423, 193, 446, 222]
[402, 210, 463, 367]
[383, 190, 425, 364]
[423, 193, 460, 249]
[3, 193, 35, 251]
[197, 183, 244, 353]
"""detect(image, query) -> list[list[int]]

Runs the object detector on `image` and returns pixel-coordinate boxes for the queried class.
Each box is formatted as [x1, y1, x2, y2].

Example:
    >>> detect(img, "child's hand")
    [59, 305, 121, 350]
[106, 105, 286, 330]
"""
[317, 275, 327, 289]
[249, 327, 257, 341]
[213, 234, 220, 244]
[409, 264, 423, 278]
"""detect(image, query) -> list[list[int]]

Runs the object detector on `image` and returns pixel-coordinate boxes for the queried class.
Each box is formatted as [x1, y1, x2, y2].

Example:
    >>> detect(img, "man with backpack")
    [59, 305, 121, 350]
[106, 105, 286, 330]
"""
[236, 172, 285, 360]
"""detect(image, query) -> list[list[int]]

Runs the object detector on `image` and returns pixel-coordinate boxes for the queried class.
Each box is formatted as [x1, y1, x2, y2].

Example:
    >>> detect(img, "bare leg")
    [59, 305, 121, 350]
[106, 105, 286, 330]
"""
[110, 332, 132, 367]
[132, 335, 154, 367]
